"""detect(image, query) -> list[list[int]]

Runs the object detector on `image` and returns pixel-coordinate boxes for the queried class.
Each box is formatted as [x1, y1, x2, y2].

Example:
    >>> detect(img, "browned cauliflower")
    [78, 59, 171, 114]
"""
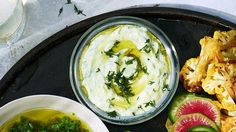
[180, 29, 236, 115]
[202, 62, 236, 113]
[179, 58, 202, 92]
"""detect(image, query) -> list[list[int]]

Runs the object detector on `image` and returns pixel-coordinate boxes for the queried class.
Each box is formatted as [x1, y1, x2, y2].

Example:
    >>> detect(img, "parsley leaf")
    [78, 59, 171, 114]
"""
[104, 49, 115, 57]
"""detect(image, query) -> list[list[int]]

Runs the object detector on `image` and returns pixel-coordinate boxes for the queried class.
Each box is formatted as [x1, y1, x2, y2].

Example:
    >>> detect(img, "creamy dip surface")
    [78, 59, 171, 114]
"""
[79, 25, 170, 117]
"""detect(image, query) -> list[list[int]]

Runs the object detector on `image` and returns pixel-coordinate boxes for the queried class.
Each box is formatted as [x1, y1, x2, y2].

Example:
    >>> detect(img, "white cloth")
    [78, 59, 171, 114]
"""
[0, 0, 235, 79]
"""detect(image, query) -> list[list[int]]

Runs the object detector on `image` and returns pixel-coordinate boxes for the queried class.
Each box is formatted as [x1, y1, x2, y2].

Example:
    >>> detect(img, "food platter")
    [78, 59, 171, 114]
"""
[0, 6, 235, 131]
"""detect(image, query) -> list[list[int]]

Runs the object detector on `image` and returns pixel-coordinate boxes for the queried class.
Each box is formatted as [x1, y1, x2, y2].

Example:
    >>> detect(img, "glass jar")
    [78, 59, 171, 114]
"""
[0, 0, 25, 44]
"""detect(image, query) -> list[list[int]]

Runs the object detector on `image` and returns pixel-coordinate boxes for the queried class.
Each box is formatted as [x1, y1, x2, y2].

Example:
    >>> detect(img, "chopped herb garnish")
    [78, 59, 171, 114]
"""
[58, 7, 63, 16]
[105, 69, 134, 98]
[155, 49, 160, 58]
[65, 0, 72, 4]
[138, 105, 143, 110]
[132, 112, 136, 116]
[162, 84, 170, 91]
[107, 71, 115, 81]
[145, 39, 150, 43]
[73, 5, 86, 16]
[153, 89, 156, 92]
[140, 39, 153, 53]
[96, 68, 100, 72]
[149, 81, 155, 85]
[107, 111, 118, 117]
[141, 44, 152, 53]
[108, 98, 114, 107]
[144, 100, 156, 107]
[125, 58, 135, 65]
[116, 53, 121, 57]
[115, 61, 120, 66]
[141, 66, 148, 74]
[104, 49, 115, 57]
[163, 73, 168, 77]
[114, 40, 120, 46]
[105, 82, 112, 89]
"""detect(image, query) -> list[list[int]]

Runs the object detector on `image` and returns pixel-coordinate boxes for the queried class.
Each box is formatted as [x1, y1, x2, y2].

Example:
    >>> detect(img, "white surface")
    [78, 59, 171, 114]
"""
[0, 95, 109, 132]
[0, 0, 15, 25]
[0, 0, 235, 79]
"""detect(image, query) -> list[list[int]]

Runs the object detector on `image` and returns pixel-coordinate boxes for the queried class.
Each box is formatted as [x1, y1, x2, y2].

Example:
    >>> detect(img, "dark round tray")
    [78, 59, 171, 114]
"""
[0, 6, 235, 131]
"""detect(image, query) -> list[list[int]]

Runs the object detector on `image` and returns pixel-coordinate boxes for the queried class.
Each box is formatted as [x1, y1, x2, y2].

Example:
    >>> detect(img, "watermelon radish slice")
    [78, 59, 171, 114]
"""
[173, 113, 218, 132]
[175, 97, 221, 126]
[168, 93, 196, 123]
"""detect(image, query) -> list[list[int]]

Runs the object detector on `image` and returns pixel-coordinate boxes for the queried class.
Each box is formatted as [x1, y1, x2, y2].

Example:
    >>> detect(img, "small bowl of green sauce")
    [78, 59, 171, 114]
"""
[0, 95, 108, 132]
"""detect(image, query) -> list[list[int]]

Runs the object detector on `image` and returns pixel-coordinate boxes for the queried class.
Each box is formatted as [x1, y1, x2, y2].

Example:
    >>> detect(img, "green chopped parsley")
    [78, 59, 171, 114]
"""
[8, 116, 89, 132]
[107, 111, 118, 117]
[144, 100, 156, 107]
[140, 39, 153, 53]
[149, 81, 155, 85]
[105, 69, 134, 98]
[125, 58, 135, 65]
[162, 84, 170, 91]
[96, 68, 100, 73]
[104, 49, 115, 57]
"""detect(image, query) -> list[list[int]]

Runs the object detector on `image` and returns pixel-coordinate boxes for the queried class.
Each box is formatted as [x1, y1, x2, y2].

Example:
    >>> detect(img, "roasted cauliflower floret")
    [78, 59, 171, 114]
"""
[221, 115, 236, 132]
[180, 58, 202, 92]
[202, 62, 236, 112]
[180, 36, 222, 92]
[215, 30, 236, 62]
[180, 29, 236, 115]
